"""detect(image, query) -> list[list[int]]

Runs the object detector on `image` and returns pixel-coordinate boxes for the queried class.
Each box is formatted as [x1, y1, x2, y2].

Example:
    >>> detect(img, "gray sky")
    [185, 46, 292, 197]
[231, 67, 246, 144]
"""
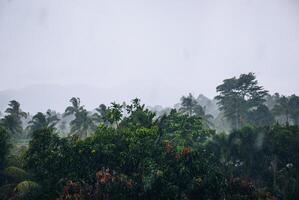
[0, 0, 299, 109]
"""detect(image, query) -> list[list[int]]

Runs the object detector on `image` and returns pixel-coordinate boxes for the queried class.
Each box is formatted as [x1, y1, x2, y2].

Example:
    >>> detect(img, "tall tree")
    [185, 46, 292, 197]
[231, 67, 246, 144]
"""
[215, 73, 268, 129]
[64, 97, 95, 138]
[1, 100, 27, 135]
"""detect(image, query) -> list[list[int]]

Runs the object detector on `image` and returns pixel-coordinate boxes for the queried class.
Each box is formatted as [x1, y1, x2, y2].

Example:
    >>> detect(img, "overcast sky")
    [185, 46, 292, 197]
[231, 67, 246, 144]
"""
[0, 0, 299, 108]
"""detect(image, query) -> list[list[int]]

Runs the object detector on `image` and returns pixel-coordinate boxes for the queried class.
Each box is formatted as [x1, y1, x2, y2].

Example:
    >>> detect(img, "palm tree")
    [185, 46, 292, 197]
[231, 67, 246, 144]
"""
[92, 104, 107, 124]
[69, 109, 96, 138]
[122, 98, 156, 128]
[103, 102, 123, 128]
[45, 109, 60, 125]
[64, 97, 95, 138]
[1, 100, 27, 135]
[27, 110, 59, 133]
[64, 97, 81, 116]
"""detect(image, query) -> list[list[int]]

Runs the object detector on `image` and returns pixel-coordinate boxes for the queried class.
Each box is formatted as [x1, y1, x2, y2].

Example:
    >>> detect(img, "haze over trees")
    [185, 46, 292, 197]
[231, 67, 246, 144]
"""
[1, 100, 27, 136]
[215, 73, 269, 129]
[0, 73, 299, 199]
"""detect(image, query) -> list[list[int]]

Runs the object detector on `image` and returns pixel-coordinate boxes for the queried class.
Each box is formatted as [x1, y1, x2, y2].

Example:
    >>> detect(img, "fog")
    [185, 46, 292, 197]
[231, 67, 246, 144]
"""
[0, 0, 299, 112]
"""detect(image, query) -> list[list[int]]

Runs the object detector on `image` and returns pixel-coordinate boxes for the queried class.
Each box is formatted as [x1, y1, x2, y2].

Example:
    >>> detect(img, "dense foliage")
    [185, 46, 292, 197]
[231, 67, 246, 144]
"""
[1, 73, 299, 199]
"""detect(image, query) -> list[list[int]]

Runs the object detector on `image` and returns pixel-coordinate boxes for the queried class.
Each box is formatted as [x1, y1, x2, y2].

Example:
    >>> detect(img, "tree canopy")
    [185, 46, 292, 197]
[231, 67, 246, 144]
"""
[215, 73, 268, 129]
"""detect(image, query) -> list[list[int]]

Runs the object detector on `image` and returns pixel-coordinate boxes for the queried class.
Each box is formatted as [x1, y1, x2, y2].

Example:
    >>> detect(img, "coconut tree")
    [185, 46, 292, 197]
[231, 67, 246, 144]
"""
[122, 98, 156, 128]
[64, 97, 81, 116]
[1, 100, 27, 135]
[70, 109, 96, 138]
[27, 110, 59, 134]
[92, 104, 107, 125]
[64, 97, 95, 138]
[103, 102, 123, 128]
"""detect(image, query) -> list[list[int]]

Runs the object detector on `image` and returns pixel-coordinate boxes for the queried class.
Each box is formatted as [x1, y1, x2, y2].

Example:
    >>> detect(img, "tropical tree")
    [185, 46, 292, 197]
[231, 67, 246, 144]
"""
[64, 97, 95, 138]
[159, 109, 214, 146]
[1, 100, 27, 135]
[179, 94, 214, 128]
[26, 100, 226, 200]
[272, 95, 299, 125]
[70, 109, 96, 138]
[102, 102, 123, 128]
[179, 93, 198, 116]
[58, 119, 68, 134]
[215, 73, 268, 129]
[272, 95, 291, 125]
[45, 109, 60, 125]
[194, 105, 214, 128]
[121, 98, 156, 128]
[246, 104, 274, 127]
[64, 97, 81, 116]
[265, 93, 281, 110]
[92, 104, 107, 125]
[27, 110, 59, 134]
[289, 95, 299, 125]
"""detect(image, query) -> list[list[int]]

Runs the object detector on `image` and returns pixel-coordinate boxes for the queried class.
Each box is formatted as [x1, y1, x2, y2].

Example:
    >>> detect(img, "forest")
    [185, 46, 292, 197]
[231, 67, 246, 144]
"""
[0, 73, 299, 199]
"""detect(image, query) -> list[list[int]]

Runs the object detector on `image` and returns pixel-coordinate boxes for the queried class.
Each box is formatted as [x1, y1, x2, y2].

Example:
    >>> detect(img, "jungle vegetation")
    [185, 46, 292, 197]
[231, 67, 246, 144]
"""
[0, 73, 299, 199]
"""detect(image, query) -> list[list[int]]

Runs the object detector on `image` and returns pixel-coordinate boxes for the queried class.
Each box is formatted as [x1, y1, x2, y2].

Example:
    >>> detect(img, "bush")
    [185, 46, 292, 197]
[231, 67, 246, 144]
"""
[2, 166, 29, 183]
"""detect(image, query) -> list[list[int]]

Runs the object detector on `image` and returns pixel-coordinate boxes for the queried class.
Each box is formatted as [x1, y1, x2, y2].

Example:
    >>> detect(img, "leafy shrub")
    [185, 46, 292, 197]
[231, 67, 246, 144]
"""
[2, 166, 29, 183]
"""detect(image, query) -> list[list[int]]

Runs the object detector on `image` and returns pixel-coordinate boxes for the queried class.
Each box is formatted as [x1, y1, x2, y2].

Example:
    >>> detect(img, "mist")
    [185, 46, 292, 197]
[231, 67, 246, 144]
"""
[1, 1, 299, 199]
[1, 0, 299, 112]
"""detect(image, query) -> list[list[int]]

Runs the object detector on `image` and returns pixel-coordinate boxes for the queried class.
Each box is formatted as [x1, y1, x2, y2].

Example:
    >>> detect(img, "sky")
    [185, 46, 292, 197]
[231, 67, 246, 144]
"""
[0, 0, 299, 110]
